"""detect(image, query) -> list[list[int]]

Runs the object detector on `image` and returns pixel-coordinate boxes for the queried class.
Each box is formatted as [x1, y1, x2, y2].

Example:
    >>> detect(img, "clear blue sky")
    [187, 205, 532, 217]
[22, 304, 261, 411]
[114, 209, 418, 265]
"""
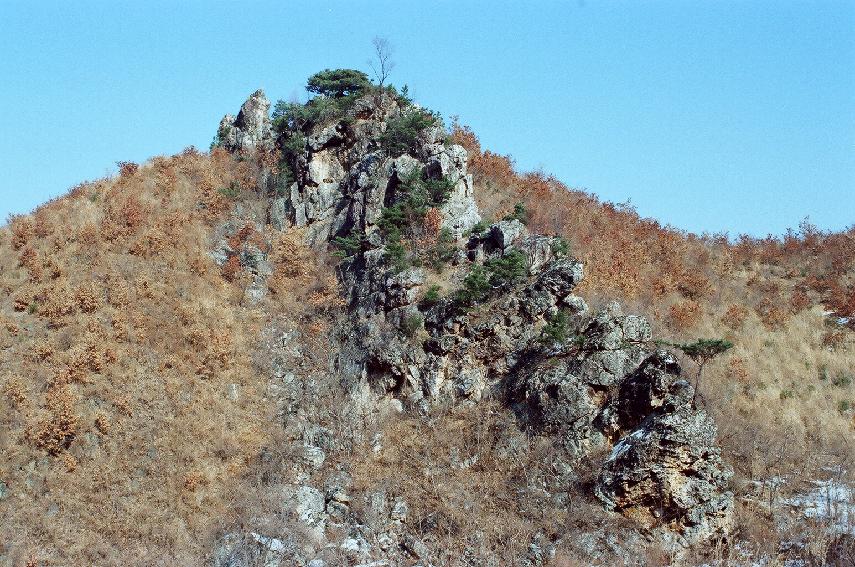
[1, 1, 853, 236]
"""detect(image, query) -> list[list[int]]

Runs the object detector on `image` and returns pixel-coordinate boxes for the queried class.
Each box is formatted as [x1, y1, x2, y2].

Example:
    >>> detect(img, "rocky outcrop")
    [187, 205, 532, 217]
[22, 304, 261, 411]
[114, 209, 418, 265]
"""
[596, 392, 735, 548]
[217, 89, 274, 153]
[215, 89, 736, 560]
[270, 99, 481, 246]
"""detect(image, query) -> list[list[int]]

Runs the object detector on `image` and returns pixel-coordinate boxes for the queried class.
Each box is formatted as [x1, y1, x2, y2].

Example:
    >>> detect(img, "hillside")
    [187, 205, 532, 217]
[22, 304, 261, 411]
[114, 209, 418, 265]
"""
[0, 72, 853, 566]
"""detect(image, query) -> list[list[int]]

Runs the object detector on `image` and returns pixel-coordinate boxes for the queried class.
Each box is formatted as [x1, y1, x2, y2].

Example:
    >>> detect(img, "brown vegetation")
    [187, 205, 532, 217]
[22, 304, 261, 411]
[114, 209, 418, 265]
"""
[0, 148, 341, 565]
[452, 121, 855, 560]
[0, 121, 851, 564]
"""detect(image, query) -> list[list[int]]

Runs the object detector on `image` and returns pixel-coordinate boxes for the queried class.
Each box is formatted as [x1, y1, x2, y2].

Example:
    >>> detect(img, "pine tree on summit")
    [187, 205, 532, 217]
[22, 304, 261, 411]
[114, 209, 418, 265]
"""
[306, 68, 371, 98]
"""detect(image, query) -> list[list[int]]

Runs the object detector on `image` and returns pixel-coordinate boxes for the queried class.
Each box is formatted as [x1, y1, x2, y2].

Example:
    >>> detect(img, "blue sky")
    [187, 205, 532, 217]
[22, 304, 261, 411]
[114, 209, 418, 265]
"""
[1, 1, 853, 236]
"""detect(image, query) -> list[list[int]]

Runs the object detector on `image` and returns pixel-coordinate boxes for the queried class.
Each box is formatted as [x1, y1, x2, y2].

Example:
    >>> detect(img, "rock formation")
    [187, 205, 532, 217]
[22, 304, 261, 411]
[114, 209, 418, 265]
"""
[212, 89, 735, 564]
[217, 89, 274, 153]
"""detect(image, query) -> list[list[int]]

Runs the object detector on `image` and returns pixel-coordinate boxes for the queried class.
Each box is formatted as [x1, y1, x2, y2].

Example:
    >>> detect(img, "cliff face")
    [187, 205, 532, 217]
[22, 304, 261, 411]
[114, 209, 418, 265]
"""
[211, 90, 735, 564]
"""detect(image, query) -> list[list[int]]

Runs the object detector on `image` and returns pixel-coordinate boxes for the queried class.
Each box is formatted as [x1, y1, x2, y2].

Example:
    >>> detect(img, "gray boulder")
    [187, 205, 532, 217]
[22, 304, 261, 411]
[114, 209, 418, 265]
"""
[217, 89, 273, 153]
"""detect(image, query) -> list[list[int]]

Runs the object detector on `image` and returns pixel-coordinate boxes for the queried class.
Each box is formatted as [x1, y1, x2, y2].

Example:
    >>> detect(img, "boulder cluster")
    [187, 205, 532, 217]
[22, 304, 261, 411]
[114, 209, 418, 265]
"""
[212, 89, 734, 564]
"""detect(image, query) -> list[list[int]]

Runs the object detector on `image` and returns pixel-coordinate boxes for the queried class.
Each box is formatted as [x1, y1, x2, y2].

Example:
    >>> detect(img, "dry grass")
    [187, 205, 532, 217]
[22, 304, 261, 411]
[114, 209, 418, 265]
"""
[452, 121, 855, 558]
[0, 149, 337, 565]
[348, 401, 647, 564]
[0, 121, 851, 565]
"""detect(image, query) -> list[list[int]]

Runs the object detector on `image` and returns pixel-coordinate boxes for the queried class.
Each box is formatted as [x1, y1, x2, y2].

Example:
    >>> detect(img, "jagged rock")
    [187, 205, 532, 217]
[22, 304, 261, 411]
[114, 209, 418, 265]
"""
[518, 235, 558, 274]
[402, 534, 431, 560]
[212, 87, 736, 559]
[301, 445, 326, 469]
[217, 89, 273, 153]
[596, 386, 734, 547]
[269, 197, 289, 231]
[212, 532, 295, 567]
[562, 294, 588, 314]
[488, 219, 526, 252]
[288, 485, 327, 536]
[390, 498, 409, 523]
[514, 360, 603, 455]
[384, 268, 425, 309]
[308, 123, 344, 151]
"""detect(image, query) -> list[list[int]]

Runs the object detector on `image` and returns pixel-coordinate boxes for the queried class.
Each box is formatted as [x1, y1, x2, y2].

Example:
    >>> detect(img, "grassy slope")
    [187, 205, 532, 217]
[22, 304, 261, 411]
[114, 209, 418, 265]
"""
[0, 149, 339, 565]
[0, 126, 852, 564]
[451, 123, 854, 545]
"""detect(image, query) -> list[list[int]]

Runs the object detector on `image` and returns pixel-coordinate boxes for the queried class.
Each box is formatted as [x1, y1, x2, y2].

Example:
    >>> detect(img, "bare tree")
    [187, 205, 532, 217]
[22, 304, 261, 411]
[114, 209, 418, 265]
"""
[369, 36, 395, 89]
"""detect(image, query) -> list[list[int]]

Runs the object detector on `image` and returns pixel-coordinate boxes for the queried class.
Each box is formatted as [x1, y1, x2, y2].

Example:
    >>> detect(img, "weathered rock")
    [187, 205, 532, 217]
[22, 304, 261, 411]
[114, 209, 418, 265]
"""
[212, 532, 295, 567]
[217, 89, 273, 153]
[488, 219, 526, 252]
[402, 533, 431, 560]
[288, 485, 327, 536]
[596, 388, 734, 547]
[212, 87, 736, 560]
[269, 197, 289, 231]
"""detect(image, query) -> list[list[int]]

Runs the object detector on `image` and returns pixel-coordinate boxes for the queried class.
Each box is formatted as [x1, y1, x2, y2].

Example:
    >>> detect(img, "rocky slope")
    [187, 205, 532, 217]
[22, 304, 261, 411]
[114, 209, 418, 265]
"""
[209, 89, 735, 565]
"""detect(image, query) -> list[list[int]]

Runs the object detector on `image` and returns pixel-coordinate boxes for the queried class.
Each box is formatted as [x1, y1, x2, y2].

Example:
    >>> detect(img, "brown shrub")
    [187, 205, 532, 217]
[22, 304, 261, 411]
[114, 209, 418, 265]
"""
[721, 304, 749, 330]
[790, 288, 812, 314]
[221, 255, 241, 282]
[651, 274, 677, 297]
[13, 286, 36, 312]
[27, 339, 55, 364]
[189, 257, 208, 275]
[75, 282, 101, 313]
[117, 161, 140, 177]
[63, 452, 78, 472]
[5, 378, 27, 406]
[77, 223, 100, 247]
[668, 300, 701, 330]
[676, 271, 713, 300]
[40, 284, 76, 324]
[10, 216, 33, 250]
[423, 207, 443, 237]
[33, 386, 78, 455]
[821, 329, 846, 350]
[95, 414, 111, 435]
[19, 247, 42, 281]
[43, 257, 62, 279]
[756, 296, 789, 329]
[307, 275, 345, 311]
[129, 229, 166, 257]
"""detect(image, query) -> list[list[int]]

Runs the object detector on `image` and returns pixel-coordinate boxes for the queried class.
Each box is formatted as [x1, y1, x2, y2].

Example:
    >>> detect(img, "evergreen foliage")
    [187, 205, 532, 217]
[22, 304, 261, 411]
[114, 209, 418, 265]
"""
[380, 110, 440, 155]
[541, 309, 571, 346]
[454, 265, 491, 307]
[306, 68, 371, 98]
[484, 250, 528, 286]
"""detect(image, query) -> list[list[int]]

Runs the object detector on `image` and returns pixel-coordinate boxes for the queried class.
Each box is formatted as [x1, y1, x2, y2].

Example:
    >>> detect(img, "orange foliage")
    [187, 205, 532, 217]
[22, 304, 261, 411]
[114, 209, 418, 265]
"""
[32, 385, 78, 456]
[756, 296, 788, 330]
[668, 300, 701, 330]
[116, 161, 139, 177]
[461, 121, 854, 335]
[10, 216, 33, 250]
[721, 304, 749, 330]
[424, 207, 443, 236]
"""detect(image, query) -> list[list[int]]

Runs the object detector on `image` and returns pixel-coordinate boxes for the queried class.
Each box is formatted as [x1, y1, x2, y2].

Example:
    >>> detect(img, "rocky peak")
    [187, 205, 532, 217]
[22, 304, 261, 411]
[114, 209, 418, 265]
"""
[217, 89, 273, 153]
[212, 88, 735, 559]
